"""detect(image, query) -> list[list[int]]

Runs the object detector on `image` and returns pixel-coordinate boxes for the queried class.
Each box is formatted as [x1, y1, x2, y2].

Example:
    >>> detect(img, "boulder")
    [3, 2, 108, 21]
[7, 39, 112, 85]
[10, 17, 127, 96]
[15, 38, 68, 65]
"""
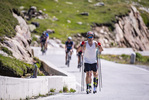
[77, 22, 83, 25]
[94, 2, 105, 7]
[65, 2, 73, 5]
[88, 0, 92, 3]
[31, 22, 40, 27]
[28, 24, 36, 32]
[52, 16, 58, 21]
[67, 20, 71, 23]
[46, 29, 55, 33]
[80, 12, 89, 16]
[39, 10, 43, 14]
[19, 6, 24, 10]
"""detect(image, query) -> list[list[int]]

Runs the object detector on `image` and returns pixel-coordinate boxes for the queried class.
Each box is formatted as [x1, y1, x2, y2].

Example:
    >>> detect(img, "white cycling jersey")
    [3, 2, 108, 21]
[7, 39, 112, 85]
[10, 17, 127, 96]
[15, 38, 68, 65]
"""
[84, 41, 97, 64]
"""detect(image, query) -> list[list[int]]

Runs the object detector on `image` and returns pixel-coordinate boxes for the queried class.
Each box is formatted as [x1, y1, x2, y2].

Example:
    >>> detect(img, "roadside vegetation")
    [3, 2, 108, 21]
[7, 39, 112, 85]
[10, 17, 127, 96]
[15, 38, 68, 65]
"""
[0, 54, 33, 77]
[0, 54, 45, 77]
[100, 53, 149, 66]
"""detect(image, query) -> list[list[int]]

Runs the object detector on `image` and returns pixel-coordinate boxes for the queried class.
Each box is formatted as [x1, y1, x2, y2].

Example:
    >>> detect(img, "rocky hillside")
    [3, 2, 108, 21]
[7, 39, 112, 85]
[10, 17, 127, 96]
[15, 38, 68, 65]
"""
[1, 13, 33, 63]
[74, 5, 149, 51]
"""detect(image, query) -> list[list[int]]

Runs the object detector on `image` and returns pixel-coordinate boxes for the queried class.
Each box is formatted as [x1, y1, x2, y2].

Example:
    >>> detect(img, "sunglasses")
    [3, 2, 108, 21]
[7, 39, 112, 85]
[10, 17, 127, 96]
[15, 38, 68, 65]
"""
[88, 36, 93, 39]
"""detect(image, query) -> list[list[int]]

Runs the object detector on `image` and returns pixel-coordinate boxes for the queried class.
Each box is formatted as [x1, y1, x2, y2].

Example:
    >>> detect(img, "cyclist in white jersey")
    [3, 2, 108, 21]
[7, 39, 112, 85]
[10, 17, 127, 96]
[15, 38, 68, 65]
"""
[78, 31, 103, 94]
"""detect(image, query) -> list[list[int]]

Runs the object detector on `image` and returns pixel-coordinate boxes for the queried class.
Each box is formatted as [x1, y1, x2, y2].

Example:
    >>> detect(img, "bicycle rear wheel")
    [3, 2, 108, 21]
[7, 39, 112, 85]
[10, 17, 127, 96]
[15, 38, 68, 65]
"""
[67, 52, 70, 67]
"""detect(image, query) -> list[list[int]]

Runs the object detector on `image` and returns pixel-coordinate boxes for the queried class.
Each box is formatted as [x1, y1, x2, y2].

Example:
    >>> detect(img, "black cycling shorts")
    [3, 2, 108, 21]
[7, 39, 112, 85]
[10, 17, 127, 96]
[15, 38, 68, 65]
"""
[84, 63, 97, 72]
[77, 51, 82, 56]
[66, 49, 71, 53]
[41, 40, 46, 43]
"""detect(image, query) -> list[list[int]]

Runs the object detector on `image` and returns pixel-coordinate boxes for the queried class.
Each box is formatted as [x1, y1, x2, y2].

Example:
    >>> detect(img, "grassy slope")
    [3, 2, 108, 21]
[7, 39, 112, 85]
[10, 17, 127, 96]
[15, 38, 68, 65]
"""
[0, 0, 18, 38]
[25, 0, 130, 41]
[0, 54, 33, 77]
[0, 0, 149, 41]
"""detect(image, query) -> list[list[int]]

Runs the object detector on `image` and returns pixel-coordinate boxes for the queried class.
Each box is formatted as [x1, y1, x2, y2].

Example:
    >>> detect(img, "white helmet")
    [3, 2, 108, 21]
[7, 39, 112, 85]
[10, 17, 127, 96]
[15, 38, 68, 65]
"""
[68, 36, 72, 40]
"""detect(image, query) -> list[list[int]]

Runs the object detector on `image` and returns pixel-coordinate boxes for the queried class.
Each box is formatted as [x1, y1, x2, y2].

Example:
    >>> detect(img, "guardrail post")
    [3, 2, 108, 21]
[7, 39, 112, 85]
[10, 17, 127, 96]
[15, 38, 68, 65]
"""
[130, 53, 136, 64]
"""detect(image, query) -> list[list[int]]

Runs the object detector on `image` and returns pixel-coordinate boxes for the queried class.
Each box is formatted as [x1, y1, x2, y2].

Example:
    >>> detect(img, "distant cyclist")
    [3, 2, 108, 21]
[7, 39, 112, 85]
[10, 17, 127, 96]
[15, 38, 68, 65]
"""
[40, 31, 49, 51]
[65, 37, 74, 65]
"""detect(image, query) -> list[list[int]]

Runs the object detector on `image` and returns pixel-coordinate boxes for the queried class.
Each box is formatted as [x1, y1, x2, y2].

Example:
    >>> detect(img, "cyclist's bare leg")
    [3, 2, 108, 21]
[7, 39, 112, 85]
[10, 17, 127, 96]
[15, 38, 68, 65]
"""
[93, 71, 98, 78]
[86, 71, 92, 93]
[86, 71, 92, 84]
[78, 55, 80, 65]
[45, 42, 47, 50]
[70, 49, 73, 56]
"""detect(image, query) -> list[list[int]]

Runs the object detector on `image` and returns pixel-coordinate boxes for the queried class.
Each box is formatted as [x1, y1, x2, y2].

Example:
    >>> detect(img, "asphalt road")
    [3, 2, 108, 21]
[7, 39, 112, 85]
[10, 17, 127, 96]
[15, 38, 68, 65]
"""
[33, 47, 149, 100]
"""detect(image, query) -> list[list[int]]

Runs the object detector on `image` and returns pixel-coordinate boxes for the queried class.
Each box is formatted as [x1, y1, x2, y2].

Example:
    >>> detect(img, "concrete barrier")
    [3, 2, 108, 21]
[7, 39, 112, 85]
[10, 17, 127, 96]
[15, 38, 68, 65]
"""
[0, 75, 76, 99]
[39, 76, 76, 92]
[0, 76, 48, 100]
[102, 48, 135, 55]
[41, 60, 67, 76]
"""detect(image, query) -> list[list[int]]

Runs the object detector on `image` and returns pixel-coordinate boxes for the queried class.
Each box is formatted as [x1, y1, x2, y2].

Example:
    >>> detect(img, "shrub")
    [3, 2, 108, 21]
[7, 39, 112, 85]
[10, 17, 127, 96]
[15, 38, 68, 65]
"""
[50, 88, 56, 92]
[69, 88, 76, 93]
[121, 54, 130, 59]
[63, 86, 68, 93]
[136, 52, 143, 61]
[59, 90, 63, 93]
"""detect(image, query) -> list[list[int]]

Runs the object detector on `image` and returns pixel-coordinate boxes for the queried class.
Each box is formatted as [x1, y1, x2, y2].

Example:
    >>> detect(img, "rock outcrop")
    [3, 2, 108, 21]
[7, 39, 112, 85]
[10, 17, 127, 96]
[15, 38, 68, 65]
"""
[74, 5, 149, 51]
[1, 13, 33, 63]
[114, 6, 149, 51]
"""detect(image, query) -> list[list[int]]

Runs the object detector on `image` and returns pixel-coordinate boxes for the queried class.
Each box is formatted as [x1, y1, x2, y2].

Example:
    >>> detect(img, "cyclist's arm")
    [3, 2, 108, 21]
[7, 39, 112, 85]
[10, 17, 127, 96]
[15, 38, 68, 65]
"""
[65, 42, 67, 51]
[78, 42, 86, 52]
[45, 33, 49, 42]
[46, 36, 49, 43]
[95, 42, 103, 52]
[72, 42, 74, 50]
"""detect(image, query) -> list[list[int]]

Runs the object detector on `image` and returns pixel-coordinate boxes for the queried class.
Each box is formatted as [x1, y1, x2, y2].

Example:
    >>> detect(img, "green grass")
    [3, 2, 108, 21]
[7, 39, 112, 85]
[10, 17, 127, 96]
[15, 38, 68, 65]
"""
[100, 53, 149, 66]
[0, 0, 18, 38]
[0, 54, 33, 77]
[28, 0, 130, 41]
[0, 46, 13, 56]
[139, 10, 149, 29]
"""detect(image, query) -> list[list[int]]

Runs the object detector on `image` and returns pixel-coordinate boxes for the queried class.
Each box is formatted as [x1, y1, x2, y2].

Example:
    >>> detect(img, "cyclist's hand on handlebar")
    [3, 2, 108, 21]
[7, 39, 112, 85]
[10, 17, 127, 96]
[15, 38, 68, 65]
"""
[98, 42, 101, 46]
[80, 41, 85, 46]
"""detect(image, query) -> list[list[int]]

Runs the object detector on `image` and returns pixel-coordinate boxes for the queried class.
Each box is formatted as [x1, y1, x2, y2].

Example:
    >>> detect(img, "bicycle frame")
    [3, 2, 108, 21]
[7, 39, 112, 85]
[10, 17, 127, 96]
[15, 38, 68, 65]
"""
[66, 51, 71, 67]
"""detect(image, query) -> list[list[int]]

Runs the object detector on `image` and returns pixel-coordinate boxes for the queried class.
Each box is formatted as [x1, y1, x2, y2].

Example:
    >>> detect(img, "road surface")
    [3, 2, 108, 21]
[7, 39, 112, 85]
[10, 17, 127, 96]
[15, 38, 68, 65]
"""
[33, 47, 149, 100]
